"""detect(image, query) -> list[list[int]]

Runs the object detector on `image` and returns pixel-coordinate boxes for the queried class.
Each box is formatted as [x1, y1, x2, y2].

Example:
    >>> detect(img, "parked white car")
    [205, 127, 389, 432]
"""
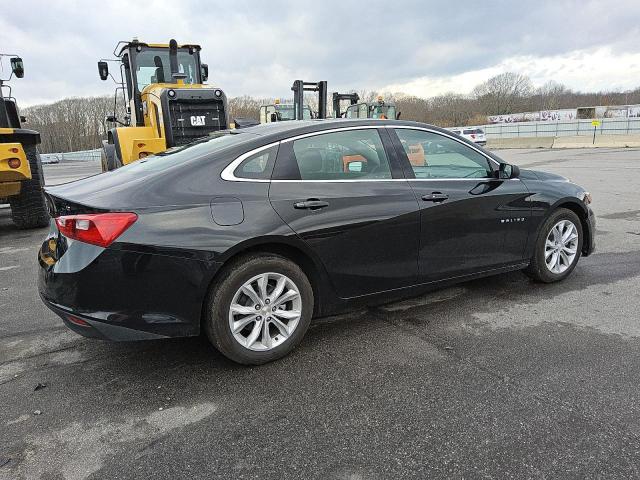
[448, 127, 487, 146]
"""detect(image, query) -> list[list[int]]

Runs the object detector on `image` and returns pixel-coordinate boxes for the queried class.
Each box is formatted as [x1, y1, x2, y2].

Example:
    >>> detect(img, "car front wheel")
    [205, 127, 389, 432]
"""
[525, 207, 583, 283]
[205, 254, 314, 365]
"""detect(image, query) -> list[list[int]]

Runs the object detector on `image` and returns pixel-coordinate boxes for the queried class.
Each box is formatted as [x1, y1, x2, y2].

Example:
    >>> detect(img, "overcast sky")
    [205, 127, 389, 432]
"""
[2, 0, 640, 106]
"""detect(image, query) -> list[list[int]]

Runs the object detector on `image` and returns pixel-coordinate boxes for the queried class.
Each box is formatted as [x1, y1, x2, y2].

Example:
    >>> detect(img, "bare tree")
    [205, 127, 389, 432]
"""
[535, 80, 571, 110]
[472, 72, 534, 115]
[23, 95, 124, 153]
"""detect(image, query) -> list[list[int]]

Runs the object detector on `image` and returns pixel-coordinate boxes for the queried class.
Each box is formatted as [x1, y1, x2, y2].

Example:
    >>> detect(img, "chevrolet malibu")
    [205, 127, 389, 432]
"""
[38, 119, 595, 364]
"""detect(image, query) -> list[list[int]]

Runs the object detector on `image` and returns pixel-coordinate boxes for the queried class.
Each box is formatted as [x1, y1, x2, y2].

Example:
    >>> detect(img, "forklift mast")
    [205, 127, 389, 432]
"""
[332, 92, 360, 118]
[292, 80, 327, 120]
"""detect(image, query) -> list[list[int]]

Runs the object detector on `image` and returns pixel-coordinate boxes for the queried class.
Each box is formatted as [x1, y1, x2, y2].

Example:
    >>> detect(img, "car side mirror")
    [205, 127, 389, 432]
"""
[10, 57, 24, 78]
[498, 163, 520, 179]
[201, 63, 209, 82]
[105, 114, 117, 123]
[98, 61, 109, 81]
[396, 111, 401, 120]
[20, 115, 27, 123]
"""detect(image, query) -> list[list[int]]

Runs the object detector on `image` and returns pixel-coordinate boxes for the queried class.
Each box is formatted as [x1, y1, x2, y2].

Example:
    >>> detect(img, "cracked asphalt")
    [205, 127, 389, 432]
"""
[1, 148, 640, 479]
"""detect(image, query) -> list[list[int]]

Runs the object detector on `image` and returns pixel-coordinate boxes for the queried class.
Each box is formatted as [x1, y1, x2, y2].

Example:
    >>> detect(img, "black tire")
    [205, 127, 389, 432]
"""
[524, 208, 583, 283]
[9, 144, 49, 229]
[204, 254, 314, 365]
[101, 142, 119, 172]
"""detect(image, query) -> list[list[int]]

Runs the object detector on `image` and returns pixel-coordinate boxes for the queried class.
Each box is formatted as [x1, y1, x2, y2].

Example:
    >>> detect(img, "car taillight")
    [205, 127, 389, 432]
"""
[471, 134, 476, 139]
[55, 212, 137, 247]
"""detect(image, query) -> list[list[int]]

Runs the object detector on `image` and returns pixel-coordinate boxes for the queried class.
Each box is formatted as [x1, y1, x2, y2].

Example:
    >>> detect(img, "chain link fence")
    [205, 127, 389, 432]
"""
[482, 118, 640, 138]
[40, 149, 101, 164]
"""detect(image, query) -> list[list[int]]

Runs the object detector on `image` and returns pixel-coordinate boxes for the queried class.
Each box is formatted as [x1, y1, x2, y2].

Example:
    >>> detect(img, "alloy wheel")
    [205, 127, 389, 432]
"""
[544, 220, 579, 274]
[228, 272, 302, 351]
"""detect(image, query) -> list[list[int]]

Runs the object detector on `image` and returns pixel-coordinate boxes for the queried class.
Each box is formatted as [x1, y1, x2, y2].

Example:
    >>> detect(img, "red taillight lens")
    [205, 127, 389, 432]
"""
[67, 315, 90, 327]
[471, 134, 476, 139]
[55, 212, 137, 247]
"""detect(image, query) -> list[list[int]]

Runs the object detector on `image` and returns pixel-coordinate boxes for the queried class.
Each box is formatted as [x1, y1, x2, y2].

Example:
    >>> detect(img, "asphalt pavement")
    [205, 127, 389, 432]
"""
[1, 149, 640, 479]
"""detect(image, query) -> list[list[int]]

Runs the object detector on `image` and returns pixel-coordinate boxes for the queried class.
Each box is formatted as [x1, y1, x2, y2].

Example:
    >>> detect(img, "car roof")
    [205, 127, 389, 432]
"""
[222, 119, 501, 164]
[236, 118, 452, 142]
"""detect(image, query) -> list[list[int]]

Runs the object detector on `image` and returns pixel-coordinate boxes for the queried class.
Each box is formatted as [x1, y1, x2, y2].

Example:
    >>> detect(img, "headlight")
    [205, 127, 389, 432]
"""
[214, 89, 223, 98]
[168, 89, 176, 98]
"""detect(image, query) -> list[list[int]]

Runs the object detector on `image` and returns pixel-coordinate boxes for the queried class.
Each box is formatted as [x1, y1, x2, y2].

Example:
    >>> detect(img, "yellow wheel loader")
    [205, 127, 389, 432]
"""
[98, 38, 229, 171]
[0, 54, 48, 229]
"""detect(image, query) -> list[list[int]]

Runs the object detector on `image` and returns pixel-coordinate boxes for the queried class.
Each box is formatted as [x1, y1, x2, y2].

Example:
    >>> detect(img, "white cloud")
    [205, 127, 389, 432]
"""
[379, 47, 640, 98]
[2, 1, 640, 106]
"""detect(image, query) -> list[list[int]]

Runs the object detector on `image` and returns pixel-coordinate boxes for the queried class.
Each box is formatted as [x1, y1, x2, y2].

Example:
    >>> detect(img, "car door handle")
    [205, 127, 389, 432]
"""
[294, 199, 330, 210]
[421, 192, 449, 202]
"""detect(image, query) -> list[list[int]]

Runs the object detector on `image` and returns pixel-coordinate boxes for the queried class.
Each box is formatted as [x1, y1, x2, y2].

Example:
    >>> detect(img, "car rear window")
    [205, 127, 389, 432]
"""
[463, 129, 484, 135]
[120, 132, 250, 174]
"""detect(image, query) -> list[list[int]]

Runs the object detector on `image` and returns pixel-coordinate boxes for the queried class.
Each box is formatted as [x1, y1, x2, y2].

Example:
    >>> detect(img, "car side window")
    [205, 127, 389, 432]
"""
[291, 129, 392, 180]
[233, 145, 278, 180]
[394, 129, 492, 179]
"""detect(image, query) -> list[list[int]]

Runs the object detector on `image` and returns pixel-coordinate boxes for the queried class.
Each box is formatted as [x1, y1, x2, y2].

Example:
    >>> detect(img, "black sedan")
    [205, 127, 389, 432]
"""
[38, 119, 595, 364]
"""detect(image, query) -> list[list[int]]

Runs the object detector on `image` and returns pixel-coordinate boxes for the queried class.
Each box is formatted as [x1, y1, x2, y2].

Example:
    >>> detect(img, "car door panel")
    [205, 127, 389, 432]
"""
[389, 127, 530, 282]
[407, 178, 530, 281]
[269, 128, 420, 299]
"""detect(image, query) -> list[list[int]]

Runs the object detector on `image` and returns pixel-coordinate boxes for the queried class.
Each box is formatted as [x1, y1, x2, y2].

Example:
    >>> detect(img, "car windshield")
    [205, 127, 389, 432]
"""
[134, 47, 198, 91]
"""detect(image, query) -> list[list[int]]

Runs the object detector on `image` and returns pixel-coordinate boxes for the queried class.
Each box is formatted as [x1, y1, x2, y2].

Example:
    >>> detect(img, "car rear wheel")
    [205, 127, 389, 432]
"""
[524, 208, 583, 283]
[205, 254, 314, 365]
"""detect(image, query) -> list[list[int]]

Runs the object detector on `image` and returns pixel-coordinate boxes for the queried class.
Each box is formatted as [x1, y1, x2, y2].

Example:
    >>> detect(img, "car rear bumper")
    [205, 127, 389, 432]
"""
[41, 296, 171, 340]
[38, 232, 222, 341]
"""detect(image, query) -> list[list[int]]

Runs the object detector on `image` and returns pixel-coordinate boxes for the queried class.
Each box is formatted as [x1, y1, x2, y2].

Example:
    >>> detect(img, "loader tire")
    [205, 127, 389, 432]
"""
[101, 142, 119, 172]
[9, 144, 49, 229]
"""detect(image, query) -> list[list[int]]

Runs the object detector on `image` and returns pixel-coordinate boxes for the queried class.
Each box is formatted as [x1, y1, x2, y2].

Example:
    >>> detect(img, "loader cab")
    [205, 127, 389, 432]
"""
[97, 38, 228, 170]
[116, 41, 206, 127]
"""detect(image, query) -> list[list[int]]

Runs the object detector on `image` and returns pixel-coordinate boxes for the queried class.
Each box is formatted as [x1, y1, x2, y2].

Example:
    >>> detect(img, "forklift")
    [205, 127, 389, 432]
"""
[333, 92, 399, 120]
[260, 80, 327, 123]
[0, 54, 48, 229]
[97, 38, 229, 171]
[332, 92, 360, 118]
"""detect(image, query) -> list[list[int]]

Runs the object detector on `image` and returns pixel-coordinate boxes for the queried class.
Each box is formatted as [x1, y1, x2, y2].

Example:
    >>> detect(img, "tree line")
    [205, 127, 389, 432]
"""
[22, 72, 640, 153]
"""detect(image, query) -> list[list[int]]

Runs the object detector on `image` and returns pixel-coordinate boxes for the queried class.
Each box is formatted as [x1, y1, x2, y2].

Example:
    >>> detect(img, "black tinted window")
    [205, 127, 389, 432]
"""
[291, 129, 392, 180]
[234, 145, 278, 179]
[394, 129, 492, 179]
